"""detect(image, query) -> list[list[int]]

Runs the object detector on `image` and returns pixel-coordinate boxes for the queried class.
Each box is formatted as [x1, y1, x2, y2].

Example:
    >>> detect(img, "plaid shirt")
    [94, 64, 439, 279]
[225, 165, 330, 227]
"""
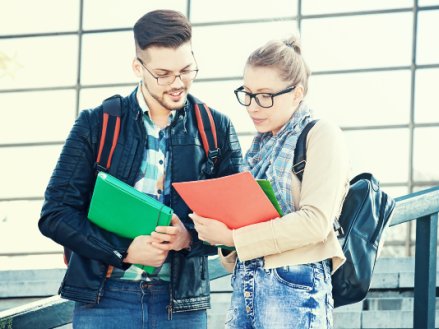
[111, 83, 174, 281]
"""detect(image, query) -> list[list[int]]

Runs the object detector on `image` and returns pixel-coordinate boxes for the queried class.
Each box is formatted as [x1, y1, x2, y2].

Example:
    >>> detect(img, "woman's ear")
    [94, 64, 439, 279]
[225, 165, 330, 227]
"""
[293, 85, 304, 105]
[132, 58, 143, 78]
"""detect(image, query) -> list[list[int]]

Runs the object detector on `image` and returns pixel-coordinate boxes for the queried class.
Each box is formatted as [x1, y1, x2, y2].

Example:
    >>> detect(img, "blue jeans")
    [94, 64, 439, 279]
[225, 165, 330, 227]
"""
[73, 279, 207, 329]
[225, 258, 333, 329]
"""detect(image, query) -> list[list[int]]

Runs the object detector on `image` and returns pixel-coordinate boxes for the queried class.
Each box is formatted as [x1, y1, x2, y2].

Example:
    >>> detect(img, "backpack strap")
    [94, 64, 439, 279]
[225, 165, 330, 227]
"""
[194, 102, 220, 176]
[96, 96, 122, 172]
[292, 119, 344, 235]
[292, 119, 318, 182]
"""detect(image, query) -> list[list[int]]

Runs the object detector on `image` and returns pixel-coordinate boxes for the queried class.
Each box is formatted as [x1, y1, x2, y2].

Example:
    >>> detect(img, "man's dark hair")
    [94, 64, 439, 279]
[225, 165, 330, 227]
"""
[134, 9, 192, 50]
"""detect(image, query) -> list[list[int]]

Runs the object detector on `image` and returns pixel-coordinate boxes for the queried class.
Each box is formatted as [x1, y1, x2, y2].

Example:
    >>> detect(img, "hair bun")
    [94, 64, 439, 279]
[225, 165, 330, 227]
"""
[284, 36, 302, 54]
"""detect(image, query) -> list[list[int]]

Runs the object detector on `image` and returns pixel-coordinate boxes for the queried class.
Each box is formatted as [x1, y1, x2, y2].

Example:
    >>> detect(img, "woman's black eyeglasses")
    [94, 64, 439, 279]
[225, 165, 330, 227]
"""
[234, 85, 296, 109]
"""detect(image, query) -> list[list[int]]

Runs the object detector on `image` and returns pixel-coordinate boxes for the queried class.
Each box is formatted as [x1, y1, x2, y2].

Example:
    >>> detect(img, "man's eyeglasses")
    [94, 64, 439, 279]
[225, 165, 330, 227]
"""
[234, 85, 296, 109]
[137, 57, 199, 86]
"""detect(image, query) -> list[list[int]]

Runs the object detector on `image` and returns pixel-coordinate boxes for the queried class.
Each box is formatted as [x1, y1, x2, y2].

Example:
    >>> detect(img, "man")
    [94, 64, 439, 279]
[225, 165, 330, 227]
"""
[38, 9, 242, 329]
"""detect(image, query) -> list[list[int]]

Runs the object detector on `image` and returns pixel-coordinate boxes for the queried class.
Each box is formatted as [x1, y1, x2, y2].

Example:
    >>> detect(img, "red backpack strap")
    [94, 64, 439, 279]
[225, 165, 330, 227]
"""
[194, 102, 220, 176]
[96, 95, 122, 172]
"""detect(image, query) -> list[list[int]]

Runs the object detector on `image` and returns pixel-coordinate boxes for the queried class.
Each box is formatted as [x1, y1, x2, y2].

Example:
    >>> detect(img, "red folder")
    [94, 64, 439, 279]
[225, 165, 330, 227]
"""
[172, 172, 279, 229]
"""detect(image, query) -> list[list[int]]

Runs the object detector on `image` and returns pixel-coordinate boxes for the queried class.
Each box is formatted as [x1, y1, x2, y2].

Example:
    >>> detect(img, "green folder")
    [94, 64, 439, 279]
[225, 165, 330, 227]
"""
[88, 172, 173, 274]
[256, 179, 283, 216]
[215, 179, 283, 251]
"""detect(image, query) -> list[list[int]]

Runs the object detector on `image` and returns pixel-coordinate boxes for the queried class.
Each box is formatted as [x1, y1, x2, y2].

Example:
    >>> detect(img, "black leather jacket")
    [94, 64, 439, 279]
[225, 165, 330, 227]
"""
[38, 88, 242, 313]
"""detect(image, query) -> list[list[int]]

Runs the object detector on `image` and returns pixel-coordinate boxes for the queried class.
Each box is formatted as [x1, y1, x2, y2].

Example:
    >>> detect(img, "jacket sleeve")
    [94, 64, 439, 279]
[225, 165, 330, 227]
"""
[233, 120, 350, 261]
[38, 109, 132, 269]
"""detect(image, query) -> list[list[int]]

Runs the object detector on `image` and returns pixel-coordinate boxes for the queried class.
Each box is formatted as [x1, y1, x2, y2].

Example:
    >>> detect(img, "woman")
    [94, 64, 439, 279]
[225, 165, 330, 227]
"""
[190, 35, 350, 328]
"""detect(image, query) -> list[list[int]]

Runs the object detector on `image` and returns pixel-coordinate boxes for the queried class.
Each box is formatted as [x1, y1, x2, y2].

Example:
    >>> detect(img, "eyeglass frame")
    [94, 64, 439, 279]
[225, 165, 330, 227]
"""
[233, 85, 296, 109]
[136, 57, 199, 86]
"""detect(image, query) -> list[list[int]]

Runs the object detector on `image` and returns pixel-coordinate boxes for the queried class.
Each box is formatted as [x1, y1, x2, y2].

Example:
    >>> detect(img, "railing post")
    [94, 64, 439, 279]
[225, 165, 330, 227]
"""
[414, 213, 438, 329]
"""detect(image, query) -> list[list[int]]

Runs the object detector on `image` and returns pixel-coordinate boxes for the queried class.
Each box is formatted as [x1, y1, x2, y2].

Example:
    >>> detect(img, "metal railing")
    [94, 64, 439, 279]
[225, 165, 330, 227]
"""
[1, 185, 439, 328]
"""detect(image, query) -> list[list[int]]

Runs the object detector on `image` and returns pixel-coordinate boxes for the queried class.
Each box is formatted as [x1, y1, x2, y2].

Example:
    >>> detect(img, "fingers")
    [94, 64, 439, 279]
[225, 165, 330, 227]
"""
[152, 241, 174, 251]
[151, 231, 172, 243]
[155, 225, 178, 235]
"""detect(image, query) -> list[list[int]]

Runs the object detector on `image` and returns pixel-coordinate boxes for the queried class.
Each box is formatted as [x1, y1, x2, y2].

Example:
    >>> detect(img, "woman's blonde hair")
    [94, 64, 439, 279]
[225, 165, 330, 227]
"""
[246, 35, 311, 95]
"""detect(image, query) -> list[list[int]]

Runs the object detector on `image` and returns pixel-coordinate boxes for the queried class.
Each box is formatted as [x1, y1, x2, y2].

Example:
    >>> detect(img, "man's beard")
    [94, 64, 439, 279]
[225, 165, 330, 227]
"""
[143, 81, 187, 112]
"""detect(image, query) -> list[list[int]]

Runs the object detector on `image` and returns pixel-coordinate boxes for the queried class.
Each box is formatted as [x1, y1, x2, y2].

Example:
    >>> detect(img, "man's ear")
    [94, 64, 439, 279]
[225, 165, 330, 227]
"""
[132, 58, 143, 78]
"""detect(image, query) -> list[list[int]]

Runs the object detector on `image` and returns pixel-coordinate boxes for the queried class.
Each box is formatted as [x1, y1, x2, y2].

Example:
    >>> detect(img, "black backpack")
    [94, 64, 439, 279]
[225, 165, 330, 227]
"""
[63, 95, 220, 265]
[292, 120, 396, 308]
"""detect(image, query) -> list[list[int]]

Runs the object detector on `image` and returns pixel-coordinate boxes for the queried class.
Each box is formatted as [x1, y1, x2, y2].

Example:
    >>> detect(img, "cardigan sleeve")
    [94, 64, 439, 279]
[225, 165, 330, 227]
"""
[233, 119, 350, 261]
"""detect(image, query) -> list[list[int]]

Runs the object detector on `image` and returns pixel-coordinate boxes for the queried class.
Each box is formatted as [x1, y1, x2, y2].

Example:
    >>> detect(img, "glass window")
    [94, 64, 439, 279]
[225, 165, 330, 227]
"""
[0, 90, 76, 144]
[190, 0, 297, 23]
[381, 186, 409, 199]
[81, 32, 137, 85]
[83, 0, 186, 30]
[308, 70, 411, 127]
[415, 69, 439, 123]
[344, 128, 409, 183]
[417, 10, 439, 65]
[190, 80, 255, 134]
[0, 0, 78, 35]
[79, 86, 134, 110]
[301, 13, 412, 71]
[419, 0, 439, 5]
[0, 200, 61, 255]
[0, 145, 62, 199]
[192, 20, 298, 79]
[302, 0, 411, 15]
[0, 36, 78, 89]
[413, 127, 439, 181]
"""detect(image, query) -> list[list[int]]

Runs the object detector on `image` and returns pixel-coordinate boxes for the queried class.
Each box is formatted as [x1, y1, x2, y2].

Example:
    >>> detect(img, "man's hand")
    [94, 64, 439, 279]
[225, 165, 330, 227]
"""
[190, 213, 234, 247]
[123, 235, 168, 267]
[151, 214, 192, 251]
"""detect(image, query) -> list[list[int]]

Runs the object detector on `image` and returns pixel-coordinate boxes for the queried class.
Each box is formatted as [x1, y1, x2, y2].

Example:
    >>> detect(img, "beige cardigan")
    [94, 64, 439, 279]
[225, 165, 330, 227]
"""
[220, 119, 350, 274]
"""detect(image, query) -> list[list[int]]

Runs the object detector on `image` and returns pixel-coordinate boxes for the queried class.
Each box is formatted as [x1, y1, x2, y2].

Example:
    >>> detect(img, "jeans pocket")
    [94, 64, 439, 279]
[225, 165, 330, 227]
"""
[273, 264, 315, 291]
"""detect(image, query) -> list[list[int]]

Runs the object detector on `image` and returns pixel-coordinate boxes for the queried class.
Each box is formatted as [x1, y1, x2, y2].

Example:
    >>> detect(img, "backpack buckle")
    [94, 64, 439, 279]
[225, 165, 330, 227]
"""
[292, 159, 306, 174]
[204, 148, 221, 175]
[95, 163, 108, 174]
[333, 219, 344, 237]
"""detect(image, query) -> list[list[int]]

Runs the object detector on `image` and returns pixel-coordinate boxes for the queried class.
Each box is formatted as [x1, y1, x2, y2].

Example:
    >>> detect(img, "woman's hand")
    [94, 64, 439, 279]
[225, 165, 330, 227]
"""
[189, 213, 234, 247]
